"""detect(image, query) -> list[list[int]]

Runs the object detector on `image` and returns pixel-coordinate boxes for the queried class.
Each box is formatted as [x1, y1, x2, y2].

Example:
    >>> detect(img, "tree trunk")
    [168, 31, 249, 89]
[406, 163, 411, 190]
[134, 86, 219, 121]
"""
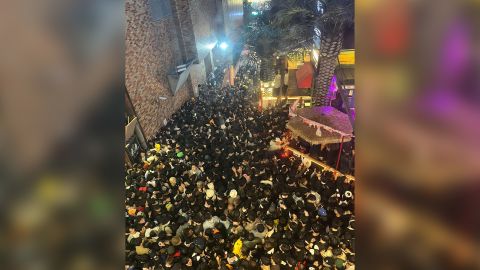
[313, 34, 344, 106]
[280, 57, 287, 101]
[260, 57, 274, 82]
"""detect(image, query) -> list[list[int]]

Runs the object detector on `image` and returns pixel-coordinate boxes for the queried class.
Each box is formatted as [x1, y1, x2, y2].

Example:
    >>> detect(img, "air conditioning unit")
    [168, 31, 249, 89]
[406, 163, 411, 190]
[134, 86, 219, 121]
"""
[176, 64, 188, 74]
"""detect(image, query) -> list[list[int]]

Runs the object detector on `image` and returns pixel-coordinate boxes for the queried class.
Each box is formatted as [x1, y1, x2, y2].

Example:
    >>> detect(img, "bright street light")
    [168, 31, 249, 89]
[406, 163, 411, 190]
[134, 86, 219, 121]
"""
[220, 42, 229, 50]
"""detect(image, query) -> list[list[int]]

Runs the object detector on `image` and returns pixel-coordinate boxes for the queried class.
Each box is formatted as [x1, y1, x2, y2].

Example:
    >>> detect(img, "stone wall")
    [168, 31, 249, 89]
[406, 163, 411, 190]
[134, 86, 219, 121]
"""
[126, 0, 192, 140]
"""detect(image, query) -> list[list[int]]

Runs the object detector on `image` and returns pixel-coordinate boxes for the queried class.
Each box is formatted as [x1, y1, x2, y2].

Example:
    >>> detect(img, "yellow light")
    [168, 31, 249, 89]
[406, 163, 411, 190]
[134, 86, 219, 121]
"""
[338, 49, 355, 65]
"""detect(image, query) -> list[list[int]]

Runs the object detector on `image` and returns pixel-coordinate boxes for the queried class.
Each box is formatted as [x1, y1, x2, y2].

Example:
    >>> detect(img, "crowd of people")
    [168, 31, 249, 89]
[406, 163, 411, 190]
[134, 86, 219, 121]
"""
[289, 138, 355, 176]
[125, 55, 355, 270]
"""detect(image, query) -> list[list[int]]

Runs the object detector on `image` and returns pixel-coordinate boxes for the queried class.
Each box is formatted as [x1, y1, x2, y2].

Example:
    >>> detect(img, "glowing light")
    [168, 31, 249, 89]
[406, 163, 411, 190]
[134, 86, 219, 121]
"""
[338, 49, 355, 65]
[312, 49, 319, 62]
[251, 11, 258, 15]
[220, 42, 229, 50]
[329, 75, 338, 95]
[207, 42, 216, 50]
[280, 149, 291, 159]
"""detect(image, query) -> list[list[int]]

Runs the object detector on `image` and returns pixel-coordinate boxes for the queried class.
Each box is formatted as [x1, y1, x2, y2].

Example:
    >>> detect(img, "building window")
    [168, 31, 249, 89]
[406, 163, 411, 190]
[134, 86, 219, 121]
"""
[149, 0, 172, 21]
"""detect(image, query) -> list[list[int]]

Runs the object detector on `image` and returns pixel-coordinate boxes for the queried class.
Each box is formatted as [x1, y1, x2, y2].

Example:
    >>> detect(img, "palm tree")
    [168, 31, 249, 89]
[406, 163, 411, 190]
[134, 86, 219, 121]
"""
[244, 11, 280, 82]
[273, 0, 354, 106]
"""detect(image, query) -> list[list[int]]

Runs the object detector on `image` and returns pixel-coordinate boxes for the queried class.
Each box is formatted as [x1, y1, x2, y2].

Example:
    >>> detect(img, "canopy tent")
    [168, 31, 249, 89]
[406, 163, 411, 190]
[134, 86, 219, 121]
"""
[287, 116, 352, 145]
[288, 103, 354, 171]
[295, 62, 314, 89]
[288, 104, 353, 145]
[295, 106, 353, 135]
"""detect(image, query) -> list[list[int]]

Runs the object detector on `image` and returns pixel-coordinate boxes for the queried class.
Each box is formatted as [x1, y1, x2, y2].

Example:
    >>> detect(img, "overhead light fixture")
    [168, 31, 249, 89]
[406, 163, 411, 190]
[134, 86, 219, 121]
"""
[220, 42, 229, 50]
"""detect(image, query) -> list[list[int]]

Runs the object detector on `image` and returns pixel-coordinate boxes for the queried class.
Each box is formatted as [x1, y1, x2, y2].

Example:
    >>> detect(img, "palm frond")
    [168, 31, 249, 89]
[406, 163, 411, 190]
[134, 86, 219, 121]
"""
[274, 7, 314, 28]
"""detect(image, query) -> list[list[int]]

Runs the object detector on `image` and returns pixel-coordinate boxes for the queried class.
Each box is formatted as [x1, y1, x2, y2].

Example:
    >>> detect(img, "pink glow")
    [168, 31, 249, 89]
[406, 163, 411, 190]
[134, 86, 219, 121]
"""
[328, 75, 338, 100]
[313, 106, 335, 115]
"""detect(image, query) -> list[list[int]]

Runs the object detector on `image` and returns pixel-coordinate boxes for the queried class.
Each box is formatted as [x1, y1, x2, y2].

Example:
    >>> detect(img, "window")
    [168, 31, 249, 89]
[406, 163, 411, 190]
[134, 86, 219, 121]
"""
[149, 0, 172, 21]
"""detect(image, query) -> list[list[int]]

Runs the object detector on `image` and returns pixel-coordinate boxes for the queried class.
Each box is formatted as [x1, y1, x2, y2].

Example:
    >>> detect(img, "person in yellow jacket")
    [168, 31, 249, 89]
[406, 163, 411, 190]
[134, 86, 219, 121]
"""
[135, 241, 150, 255]
[232, 239, 244, 258]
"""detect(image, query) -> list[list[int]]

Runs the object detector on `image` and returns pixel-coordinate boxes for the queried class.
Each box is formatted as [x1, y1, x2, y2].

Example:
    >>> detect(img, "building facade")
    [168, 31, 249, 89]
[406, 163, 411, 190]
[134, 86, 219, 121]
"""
[126, 0, 243, 140]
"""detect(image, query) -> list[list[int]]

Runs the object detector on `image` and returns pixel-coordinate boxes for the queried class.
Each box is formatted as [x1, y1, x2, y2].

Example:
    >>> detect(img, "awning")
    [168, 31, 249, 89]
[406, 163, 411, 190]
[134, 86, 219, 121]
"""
[287, 105, 353, 146]
[287, 116, 352, 145]
[296, 62, 314, 89]
[295, 106, 353, 135]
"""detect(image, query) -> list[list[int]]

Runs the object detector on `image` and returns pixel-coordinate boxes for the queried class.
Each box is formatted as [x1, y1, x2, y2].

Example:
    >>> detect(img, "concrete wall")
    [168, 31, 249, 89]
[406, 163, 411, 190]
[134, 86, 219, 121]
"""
[190, 0, 218, 60]
[187, 0, 218, 88]
[222, 0, 244, 41]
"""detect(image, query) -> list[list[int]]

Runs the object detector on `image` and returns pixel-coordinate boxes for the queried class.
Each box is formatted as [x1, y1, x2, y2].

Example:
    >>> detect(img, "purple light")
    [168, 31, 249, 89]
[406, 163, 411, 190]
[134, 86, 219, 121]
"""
[439, 21, 470, 77]
[421, 20, 472, 117]
[329, 75, 338, 92]
[313, 106, 334, 115]
[328, 75, 338, 100]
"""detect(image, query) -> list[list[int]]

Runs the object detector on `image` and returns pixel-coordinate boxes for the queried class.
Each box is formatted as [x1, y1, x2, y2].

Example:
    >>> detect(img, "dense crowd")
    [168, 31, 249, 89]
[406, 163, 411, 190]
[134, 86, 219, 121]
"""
[289, 138, 355, 175]
[125, 56, 355, 270]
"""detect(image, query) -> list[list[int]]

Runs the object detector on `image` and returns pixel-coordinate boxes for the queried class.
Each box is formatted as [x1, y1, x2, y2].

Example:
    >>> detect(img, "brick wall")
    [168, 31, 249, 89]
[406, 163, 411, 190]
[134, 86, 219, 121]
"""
[170, 0, 198, 62]
[126, 0, 192, 140]
[126, 0, 236, 140]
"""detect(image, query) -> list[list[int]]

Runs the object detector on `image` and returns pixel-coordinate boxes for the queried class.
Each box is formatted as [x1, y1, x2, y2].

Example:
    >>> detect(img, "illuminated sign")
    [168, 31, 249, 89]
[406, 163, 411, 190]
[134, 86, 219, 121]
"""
[338, 49, 355, 65]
